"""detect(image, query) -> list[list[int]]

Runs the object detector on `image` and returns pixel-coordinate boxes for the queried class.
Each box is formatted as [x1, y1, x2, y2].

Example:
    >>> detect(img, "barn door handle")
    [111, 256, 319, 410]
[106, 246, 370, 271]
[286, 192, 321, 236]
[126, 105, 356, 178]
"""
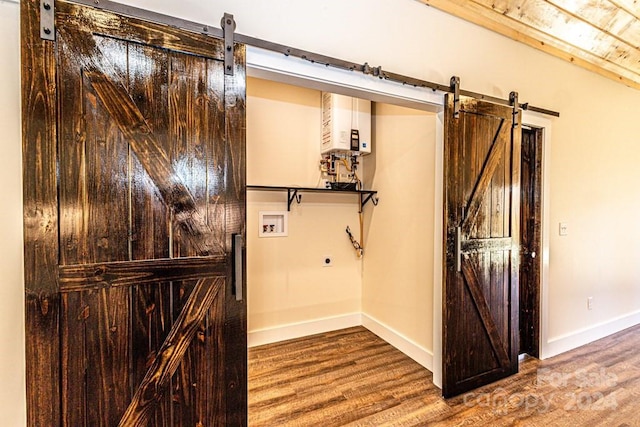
[455, 226, 462, 272]
[233, 234, 243, 301]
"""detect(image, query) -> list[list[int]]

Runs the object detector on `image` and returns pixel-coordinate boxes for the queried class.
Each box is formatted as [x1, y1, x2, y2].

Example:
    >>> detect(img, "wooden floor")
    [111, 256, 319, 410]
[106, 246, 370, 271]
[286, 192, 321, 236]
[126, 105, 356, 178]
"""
[248, 325, 640, 426]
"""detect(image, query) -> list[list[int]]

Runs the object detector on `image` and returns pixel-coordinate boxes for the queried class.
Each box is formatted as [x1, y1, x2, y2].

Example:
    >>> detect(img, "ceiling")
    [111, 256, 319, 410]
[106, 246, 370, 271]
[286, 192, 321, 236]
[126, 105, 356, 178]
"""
[420, 0, 640, 90]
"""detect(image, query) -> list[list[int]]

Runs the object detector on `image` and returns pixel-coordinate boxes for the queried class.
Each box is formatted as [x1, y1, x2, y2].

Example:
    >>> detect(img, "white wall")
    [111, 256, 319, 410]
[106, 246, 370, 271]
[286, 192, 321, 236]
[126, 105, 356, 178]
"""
[6, 0, 640, 423]
[0, 1, 26, 426]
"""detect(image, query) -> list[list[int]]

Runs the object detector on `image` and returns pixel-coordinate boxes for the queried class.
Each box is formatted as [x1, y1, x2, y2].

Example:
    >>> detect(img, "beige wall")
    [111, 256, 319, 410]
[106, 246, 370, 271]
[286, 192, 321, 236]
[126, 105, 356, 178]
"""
[5, 0, 640, 423]
[246, 79, 438, 353]
[246, 78, 363, 334]
[0, 1, 26, 425]
[121, 0, 640, 348]
[200, 0, 640, 353]
[363, 105, 436, 351]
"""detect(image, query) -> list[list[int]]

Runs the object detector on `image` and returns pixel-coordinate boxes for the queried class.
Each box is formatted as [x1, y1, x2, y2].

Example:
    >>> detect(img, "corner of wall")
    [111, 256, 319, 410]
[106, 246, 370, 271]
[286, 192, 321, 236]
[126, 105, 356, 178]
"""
[362, 313, 433, 372]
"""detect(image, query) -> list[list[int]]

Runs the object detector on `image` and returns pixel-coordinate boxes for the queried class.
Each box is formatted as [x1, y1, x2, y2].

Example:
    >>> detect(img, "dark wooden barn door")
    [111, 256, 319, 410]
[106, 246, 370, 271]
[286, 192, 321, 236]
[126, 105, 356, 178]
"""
[22, 0, 246, 425]
[519, 127, 542, 358]
[442, 94, 522, 398]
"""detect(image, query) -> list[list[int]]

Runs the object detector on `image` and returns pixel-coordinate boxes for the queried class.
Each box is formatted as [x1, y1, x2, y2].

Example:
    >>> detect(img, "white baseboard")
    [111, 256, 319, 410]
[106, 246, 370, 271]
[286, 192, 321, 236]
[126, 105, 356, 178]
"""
[248, 313, 362, 348]
[248, 312, 434, 374]
[249, 309, 640, 374]
[361, 314, 433, 372]
[542, 309, 640, 359]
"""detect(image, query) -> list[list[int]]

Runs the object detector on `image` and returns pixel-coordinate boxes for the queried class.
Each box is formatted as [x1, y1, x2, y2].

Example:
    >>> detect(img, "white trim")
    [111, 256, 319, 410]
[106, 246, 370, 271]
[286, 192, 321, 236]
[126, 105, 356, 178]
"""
[543, 310, 640, 359]
[248, 313, 361, 348]
[246, 46, 444, 113]
[431, 112, 444, 388]
[521, 111, 553, 360]
[362, 313, 433, 372]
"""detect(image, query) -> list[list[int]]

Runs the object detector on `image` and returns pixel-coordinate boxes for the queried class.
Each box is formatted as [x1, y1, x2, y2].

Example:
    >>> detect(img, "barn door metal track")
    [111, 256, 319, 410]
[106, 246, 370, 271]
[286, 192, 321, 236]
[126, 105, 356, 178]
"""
[58, 0, 560, 117]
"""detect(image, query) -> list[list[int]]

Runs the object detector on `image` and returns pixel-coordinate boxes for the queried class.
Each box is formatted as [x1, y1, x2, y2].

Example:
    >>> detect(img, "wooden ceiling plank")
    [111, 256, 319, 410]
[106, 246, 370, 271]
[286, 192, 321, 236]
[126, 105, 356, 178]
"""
[609, 0, 640, 22]
[421, 0, 640, 89]
[545, 0, 640, 52]
[477, 0, 640, 71]
[488, 0, 640, 74]
[574, 0, 634, 32]
[606, 0, 640, 45]
[470, 0, 640, 73]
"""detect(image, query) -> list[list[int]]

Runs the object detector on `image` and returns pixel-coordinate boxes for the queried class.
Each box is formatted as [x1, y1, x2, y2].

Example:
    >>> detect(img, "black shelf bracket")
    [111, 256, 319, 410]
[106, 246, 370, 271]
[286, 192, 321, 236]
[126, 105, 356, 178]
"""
[359, 191, 379, 213]
[287, 188, 303, 211]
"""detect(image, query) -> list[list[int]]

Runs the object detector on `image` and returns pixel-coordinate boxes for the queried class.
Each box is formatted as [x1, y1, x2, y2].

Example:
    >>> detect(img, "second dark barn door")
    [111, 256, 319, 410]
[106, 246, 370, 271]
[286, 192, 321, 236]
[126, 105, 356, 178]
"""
[22, 0, 246, 425]
[442, 95, 522, 398]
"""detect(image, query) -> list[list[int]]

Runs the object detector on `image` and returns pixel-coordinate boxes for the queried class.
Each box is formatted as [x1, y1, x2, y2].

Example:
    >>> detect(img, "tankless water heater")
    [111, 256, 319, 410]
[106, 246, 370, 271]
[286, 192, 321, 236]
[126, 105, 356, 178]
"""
[321, 92, 371, 155]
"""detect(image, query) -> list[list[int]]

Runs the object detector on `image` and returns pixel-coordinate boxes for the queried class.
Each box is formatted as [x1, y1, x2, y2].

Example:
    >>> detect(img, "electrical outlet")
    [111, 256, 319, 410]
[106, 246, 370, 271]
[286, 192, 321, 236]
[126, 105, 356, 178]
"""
[323, 255, 333, 267]
[587, 297, 593, 310]
[559, 222, 569, 236]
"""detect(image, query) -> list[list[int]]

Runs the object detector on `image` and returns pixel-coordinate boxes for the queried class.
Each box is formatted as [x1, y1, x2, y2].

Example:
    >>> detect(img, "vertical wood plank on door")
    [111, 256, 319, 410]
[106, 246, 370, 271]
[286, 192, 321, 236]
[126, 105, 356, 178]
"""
[475, 110, 492, 240]
[490, 116, 508, 350]
[490, 118, 506, 239]
[171, 280, 198, 426]
[206, 57, 228, 426]
[502, 125, 511, 239]
[83, 35, 130, 265]
[190, 310, 209, 426]
[519, 128, 542, 357]
[84, 288, 132, 426]
[166, 52, 225, 425]
[490, 120, 507, 347]
[508, 111, 522, 370]
[489, 250, 505, 346]
[58, 34, 88, 267]
[56, 25, 89, 427]
[170, 54, 209, 258]
[132, 282, 174, 426]
[127, 41, 174, 425]
[21, 0, 61, 424]
[61, 293, 87, 427]
[224, 44, 248, 425]
[442, 94, 457, 393]
[478, 115, 494, 328]
[128, 42, 170, 261]
[461, 106, 475, 223]
[71, 35, 133, 426]
[206, 288, 228, 425]
[207, 58, 228, 262]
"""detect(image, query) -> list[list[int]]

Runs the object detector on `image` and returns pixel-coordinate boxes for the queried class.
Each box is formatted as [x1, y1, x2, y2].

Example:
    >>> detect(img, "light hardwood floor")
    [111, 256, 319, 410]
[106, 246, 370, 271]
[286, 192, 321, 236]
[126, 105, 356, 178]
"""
[248, 325, 640, 426]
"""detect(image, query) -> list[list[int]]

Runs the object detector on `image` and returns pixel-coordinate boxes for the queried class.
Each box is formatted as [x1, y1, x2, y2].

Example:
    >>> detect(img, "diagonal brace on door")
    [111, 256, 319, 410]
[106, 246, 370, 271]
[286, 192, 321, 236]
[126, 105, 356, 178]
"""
[118, 277, 224, 426]
[57, 26, 224, 255]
